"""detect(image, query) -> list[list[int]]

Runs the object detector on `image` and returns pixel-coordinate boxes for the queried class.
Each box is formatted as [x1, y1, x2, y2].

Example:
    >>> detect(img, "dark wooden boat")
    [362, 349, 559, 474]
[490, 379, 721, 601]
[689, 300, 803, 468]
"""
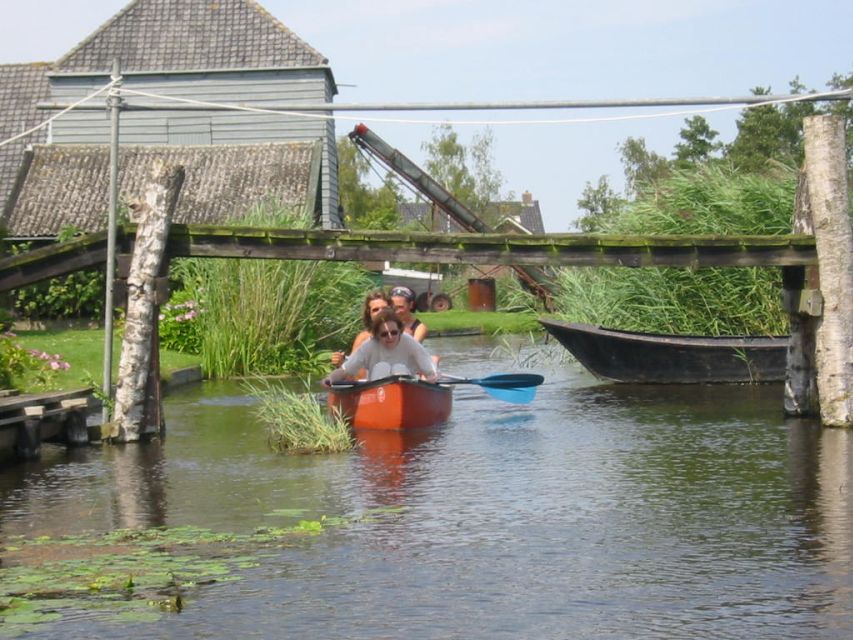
[327, 375, 452, 430]
[539, 318, 788, 384]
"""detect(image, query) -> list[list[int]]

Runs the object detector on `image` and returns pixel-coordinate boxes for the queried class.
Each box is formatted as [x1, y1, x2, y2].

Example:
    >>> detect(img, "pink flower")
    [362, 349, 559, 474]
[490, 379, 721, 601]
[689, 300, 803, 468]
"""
[50, 361, 61, 370]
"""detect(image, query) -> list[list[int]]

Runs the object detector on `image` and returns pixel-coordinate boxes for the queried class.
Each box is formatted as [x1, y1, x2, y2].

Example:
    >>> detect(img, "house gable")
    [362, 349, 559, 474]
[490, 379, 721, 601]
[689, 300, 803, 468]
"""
[55, 0, 329, 74]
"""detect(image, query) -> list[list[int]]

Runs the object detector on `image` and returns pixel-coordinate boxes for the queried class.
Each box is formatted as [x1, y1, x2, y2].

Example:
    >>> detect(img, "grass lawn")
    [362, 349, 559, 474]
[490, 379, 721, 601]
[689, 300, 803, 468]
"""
[12, 328, 201, 393]
[419, 310, 542, 335]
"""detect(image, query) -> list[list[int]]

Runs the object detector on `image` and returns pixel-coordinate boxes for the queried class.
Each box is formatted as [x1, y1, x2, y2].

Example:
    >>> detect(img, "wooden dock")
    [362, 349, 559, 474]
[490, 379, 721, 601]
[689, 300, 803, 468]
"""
[0, 388, 97, 462]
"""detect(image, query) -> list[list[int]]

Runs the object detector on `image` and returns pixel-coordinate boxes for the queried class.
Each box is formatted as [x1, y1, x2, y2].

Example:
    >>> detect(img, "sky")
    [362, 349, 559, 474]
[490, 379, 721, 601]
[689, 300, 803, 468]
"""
[0, 0, 851, 231]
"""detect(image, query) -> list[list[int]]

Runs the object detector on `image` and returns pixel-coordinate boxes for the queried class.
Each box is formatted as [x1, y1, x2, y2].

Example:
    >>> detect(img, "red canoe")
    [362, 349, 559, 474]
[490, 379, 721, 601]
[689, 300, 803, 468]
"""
[327, 375, 452, 430]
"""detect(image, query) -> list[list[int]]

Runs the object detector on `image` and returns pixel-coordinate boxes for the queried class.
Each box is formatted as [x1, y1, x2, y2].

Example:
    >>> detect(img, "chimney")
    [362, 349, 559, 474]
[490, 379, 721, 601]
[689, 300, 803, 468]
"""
[522, 191, 533, 206]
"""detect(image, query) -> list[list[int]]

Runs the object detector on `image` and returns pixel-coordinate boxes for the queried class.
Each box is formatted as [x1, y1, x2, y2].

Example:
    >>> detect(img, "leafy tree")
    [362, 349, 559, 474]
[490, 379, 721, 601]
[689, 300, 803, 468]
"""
[618, 137, 671, 197]
[674, 116, 722, 167]
[422, 124, 479, 205]
[421, 123, 506, 226]
[336, 137, 403, 230]
[575, 175, 624, 231]
[725, 80, 818, 172]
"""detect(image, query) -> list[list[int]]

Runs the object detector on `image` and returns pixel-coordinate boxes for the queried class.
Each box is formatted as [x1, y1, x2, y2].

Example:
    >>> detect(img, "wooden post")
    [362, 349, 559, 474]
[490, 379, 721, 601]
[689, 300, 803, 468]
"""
[783, 171, 820, 416]
[803, 115, 853, 428]
[111, 161, 184, 442]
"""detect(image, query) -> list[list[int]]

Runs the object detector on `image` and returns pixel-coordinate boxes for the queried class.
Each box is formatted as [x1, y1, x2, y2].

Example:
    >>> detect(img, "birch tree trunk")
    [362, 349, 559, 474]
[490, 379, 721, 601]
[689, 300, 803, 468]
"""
[803, 115, 853, 427]
[113, 161, 184, 442]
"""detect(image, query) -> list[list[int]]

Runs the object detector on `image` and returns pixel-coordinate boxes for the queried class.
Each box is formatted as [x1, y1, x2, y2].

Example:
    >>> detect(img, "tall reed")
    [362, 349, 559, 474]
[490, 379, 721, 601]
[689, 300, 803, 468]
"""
[555, 165, 798, 336]
[171, 204, 374, 377]
[245, 379, 354, 454]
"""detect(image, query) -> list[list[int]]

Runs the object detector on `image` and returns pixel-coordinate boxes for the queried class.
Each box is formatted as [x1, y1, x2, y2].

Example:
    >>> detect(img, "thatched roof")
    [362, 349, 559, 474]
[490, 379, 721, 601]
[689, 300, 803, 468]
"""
[0, 63, 51, 212]
[2, 142, 320, 238]
[55, 0, 328, 74]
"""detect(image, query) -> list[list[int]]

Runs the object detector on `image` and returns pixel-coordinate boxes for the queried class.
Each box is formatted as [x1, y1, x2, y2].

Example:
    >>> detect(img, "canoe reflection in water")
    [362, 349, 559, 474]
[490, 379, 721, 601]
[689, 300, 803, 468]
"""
[353, 427, 440, 504]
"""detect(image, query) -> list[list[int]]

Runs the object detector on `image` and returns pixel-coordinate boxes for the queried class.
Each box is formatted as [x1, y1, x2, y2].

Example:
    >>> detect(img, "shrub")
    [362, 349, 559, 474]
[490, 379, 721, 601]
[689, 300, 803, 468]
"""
[158, 289, 203, 354]
[0, 332, 70, 390]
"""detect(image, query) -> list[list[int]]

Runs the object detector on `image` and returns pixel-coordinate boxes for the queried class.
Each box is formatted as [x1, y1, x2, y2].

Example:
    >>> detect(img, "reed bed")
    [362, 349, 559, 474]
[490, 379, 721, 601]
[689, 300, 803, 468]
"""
[555, 165, 798, 336]
[171, 204, 374, 378]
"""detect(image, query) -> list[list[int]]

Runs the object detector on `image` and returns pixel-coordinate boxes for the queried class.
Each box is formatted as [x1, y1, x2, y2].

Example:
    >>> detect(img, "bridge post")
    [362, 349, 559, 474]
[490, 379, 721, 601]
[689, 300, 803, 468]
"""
[783, 172, 820, 416]
[802, 114, 853, 427]
[108, 161, 184, 442]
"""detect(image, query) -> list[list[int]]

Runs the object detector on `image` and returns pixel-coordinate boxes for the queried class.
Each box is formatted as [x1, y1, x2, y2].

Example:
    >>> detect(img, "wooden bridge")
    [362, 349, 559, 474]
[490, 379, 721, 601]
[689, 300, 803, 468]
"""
[0, 225, 818, 293]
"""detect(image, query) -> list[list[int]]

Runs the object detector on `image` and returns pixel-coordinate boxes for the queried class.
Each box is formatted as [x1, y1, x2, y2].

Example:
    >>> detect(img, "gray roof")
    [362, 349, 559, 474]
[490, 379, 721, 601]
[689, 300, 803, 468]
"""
[3, 142, 320, 237]
[0, 63, 51, 213]
[399, 197, 546, 234]
[56, 0, 329, 74]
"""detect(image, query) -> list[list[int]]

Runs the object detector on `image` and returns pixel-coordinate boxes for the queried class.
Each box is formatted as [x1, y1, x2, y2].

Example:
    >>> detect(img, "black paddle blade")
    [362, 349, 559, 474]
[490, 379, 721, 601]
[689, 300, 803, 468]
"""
[470, 374, 545, 389]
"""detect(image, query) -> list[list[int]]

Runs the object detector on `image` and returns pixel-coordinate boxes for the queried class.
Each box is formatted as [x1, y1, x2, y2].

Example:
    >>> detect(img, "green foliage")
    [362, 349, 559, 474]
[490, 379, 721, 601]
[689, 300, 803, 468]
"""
[675, 116, 722, 167]
[725, 82, 817, 173]
[337, 137, 404, 229]
[0, 332, 71, 390]
[245, 379, 354, 454]
[8, 232, 106, 320]
[422, 124, 506, 226]
[556, 165, 797, 336]
[157, 289, 203, 354]
[575, 175, 626, 231]
[170, 204, 374, 378]
[618, 136, 672, 198]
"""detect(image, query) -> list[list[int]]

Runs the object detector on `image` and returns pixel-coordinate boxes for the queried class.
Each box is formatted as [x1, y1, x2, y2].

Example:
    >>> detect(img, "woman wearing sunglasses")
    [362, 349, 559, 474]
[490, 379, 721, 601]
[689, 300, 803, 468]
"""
[323, 308, 438, 386]
[331, 289, 391, 367]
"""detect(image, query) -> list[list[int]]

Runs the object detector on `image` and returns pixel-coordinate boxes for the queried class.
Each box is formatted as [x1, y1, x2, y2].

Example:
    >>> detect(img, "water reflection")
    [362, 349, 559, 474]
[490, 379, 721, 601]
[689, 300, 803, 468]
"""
[103, 442, 168, 530]
[353, 427, 443, 506]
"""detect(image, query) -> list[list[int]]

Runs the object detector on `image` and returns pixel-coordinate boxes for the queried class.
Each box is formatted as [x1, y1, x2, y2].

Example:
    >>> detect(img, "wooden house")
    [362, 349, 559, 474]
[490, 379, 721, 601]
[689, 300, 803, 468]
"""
[1, 0, 343, 238]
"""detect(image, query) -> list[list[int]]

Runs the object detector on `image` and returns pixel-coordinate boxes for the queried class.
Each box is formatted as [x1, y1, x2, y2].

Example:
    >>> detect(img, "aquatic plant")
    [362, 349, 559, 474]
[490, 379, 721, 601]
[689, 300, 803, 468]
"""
[554, 164, 797, 336]
[244, 379, 355, 454]
[0, 514, 369, 634]
[169, 203, 374, 378]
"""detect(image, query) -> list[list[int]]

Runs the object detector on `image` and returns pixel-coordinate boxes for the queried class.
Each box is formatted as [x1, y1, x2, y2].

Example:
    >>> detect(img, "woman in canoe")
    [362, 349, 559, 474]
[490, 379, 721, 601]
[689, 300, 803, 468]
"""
[390, 286, 428, 342]
[331, 289, 391, 367]
[323, 308, 438, 386]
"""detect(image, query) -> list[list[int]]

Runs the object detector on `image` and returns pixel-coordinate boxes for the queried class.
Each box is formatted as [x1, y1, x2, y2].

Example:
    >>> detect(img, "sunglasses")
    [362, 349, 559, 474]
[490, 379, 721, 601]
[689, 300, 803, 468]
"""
[390, 287, 414, 301]
[379, 329, 400, 338]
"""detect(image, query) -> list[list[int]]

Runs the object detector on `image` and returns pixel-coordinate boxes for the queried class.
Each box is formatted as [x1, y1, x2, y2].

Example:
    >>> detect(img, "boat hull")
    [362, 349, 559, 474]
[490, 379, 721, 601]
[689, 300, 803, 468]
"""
[327, 376, 453, 430]
[540, 318, 788, 384]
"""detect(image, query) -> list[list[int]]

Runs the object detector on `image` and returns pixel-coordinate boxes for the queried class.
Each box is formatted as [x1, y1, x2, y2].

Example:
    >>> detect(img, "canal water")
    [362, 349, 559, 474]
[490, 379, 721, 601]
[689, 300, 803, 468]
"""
[1, 335, 852, 638]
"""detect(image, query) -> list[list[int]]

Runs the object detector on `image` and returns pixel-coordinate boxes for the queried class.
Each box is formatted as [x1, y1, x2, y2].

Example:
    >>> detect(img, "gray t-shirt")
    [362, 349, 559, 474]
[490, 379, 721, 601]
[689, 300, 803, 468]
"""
[340, 333, 436, 381]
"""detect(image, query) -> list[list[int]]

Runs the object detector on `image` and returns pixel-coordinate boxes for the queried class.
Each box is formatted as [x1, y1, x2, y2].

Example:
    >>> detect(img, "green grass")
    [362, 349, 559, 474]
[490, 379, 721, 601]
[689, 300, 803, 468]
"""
[418, 310, 541, 335]
[244, 379, 354, 454]
[11, 328, 201, 392]
[7, 310, 539, 393]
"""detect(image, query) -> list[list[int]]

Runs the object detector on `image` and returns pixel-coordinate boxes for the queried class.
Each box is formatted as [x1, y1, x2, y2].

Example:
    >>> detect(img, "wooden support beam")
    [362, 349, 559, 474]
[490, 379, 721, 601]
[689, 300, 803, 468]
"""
[784, 171, 820, 416]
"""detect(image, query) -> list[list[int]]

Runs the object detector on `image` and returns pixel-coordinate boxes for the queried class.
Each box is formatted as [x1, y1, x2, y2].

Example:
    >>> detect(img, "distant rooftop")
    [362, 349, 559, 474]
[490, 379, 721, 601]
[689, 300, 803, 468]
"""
[398, 191, 545, 234]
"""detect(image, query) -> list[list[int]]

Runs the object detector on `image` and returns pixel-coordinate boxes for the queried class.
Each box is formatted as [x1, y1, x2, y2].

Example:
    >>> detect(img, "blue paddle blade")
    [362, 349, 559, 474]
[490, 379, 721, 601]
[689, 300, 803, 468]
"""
[481, 384, 537, 404]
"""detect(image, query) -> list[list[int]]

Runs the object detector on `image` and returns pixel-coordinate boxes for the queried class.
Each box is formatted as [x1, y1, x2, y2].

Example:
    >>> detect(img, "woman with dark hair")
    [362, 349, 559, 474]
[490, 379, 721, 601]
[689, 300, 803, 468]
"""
[331, 289, 391, 367]
[323, 309, 438, 385]
[390, 285, 428, 342]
